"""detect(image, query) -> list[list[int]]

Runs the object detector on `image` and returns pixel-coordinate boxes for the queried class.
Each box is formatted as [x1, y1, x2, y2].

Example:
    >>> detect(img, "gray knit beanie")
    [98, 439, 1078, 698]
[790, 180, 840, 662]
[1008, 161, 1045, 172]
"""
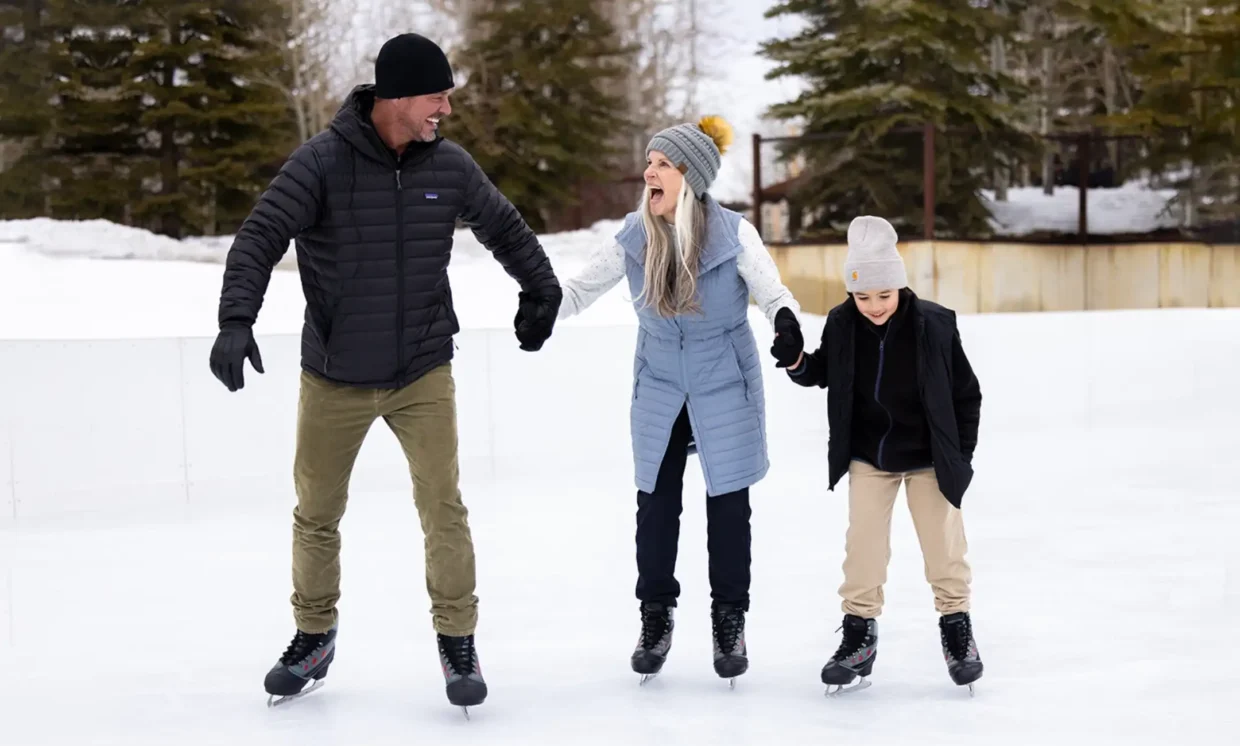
[646, 116, 734, 198]
[843, 216, 908, 293]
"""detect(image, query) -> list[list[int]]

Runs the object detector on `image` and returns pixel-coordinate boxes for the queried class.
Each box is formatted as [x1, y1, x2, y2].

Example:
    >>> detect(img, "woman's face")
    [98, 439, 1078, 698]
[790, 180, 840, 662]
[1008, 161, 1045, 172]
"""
[854, 289, 900, 325]
[644, 149, 684, 219]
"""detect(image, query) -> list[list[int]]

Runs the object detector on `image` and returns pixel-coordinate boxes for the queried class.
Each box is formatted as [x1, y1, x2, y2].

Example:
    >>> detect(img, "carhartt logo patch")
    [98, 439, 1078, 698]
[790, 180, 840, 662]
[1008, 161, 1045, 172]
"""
[851, 270, 858, 281]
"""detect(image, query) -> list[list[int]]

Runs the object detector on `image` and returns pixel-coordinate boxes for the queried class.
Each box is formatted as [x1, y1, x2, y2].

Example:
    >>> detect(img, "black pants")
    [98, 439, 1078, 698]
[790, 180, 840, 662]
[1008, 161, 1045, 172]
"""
[635, 405, 752, 611]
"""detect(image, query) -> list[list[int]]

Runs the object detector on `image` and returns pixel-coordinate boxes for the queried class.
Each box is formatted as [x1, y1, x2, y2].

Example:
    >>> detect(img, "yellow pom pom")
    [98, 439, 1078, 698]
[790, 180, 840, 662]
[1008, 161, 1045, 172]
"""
[697, 115, 734, 155]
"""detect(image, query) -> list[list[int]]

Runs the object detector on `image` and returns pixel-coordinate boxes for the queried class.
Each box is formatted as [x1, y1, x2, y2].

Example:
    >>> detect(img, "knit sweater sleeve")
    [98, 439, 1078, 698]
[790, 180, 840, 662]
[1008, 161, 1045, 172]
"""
[736, 217, 800, 328]
[557, 237, 627, 319]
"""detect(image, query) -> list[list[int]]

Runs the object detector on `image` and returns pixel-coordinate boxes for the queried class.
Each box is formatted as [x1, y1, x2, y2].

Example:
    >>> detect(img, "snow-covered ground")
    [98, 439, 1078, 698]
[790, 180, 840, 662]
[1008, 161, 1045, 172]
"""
[0, 217, 636, 338]
[981, 182, 1179, 237]
[0, 180, 1184, 339]
[0, 219, 1237, 745]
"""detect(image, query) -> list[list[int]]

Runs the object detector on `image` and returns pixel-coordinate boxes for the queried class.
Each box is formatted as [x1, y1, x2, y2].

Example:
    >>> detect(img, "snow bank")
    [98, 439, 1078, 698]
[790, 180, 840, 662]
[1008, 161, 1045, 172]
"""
[981, 183, 1179, 237]
[0, 215, 623, 269]
[0, 216, 636, 340]
[0, 218, 248, 265]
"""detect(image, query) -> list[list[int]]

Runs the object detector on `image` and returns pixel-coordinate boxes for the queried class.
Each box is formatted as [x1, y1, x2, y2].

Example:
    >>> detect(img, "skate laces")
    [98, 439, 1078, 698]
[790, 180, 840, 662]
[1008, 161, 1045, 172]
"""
[940, 615, 972, 661]
[639, 605, 671, 649]
[712, 607, 744, 653]
[279, 630, 322, 665]
[439, 634, 477, 676]
[833, 618, 869, 660]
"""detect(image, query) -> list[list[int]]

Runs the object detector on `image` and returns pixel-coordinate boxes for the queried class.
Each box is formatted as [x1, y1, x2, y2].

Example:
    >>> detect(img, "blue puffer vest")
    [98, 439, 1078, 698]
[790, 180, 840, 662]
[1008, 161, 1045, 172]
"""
[617, 195, 768, 497]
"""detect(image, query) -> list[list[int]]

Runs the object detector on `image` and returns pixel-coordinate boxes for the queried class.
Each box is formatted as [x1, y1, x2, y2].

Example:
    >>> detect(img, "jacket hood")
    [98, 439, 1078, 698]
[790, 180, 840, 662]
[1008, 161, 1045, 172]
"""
[329, 84, 442, 166]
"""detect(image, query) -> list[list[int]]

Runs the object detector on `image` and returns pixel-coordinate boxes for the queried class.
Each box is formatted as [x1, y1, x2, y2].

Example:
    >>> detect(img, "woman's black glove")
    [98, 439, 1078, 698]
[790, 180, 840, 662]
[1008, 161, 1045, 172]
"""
[770, 307, 803, 368]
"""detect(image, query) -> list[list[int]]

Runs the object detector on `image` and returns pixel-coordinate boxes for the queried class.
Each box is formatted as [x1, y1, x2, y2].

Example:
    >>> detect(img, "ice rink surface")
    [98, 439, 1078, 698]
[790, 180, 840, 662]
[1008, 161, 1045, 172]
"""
[2, 307, 1238, 746]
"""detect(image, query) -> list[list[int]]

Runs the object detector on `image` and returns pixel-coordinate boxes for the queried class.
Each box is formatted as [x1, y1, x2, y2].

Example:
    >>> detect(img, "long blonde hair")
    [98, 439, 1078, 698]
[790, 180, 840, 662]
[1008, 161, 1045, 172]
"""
[637, 178, 706, 317]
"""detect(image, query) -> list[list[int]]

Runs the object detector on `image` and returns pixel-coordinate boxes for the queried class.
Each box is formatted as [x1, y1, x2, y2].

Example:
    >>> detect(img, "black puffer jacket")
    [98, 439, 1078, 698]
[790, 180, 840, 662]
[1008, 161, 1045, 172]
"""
[787, 291, 982, 508]
[217, 85, 559, 388]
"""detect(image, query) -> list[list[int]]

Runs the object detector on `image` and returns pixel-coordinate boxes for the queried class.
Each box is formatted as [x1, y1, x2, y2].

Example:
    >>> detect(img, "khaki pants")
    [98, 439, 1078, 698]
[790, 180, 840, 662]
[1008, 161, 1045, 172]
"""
[839, 460, 971, 618]
[290, 363, 478, 636]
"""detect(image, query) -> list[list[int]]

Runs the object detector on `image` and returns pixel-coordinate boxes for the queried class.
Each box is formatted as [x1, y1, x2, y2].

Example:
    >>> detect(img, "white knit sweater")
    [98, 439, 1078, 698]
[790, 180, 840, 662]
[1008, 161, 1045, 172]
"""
[557, 217, 801, 328]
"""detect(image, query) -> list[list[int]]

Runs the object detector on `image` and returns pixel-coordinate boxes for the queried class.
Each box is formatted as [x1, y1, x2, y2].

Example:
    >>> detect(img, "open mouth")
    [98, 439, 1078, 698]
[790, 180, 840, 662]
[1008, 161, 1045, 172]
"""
[427, 116, 440, 127]
[649, 186, 664, 206]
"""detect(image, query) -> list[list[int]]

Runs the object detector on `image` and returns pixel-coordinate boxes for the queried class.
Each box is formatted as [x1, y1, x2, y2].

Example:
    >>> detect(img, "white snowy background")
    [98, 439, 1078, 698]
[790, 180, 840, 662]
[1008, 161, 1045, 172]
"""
[0, 2, 1232, 743]
[0, 211, 1237, 746]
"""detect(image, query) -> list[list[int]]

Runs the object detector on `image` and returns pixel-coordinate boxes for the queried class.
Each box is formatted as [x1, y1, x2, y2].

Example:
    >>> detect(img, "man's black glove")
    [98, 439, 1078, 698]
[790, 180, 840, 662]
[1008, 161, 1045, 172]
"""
[513, 286, 563, 351]
[770, 307, 803, 368]
[209, 325, 264, 392]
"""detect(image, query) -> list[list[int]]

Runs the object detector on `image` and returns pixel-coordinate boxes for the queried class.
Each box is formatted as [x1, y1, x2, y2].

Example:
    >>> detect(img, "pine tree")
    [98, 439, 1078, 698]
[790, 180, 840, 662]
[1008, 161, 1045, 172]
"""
[1093, 1, 1239, 230]
[121, 0, 297, 237]
[759, 0, 1037, 239]
[36, 0, 152, 224]
[11, 0, 296, 236]
[0, 0, 53, 218]
[445, 0, 636, 233]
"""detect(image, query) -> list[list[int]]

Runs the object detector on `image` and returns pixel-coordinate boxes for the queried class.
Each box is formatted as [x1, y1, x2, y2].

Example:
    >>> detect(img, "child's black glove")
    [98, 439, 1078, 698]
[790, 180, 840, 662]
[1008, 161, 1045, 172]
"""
[770, 307, 803, 368]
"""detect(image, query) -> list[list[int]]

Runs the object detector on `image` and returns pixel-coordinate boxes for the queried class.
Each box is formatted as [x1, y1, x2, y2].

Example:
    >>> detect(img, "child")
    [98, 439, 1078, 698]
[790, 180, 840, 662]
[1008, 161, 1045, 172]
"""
[770, 215, 984, 694]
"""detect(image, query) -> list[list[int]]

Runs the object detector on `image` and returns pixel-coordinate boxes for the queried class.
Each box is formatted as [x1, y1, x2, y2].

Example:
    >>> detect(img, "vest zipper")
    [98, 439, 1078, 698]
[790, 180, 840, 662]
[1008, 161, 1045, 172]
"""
[395, 168, 404, 381]
[678, 327, 713, 489]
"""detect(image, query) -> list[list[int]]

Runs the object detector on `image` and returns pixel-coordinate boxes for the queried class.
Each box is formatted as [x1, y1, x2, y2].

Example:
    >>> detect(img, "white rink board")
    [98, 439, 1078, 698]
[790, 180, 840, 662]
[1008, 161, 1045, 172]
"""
[2, 310, 1239, 521]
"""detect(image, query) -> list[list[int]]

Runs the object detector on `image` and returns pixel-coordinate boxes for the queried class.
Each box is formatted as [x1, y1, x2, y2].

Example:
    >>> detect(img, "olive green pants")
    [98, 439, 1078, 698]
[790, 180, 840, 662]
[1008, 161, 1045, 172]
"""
[289, 363, 478, 636]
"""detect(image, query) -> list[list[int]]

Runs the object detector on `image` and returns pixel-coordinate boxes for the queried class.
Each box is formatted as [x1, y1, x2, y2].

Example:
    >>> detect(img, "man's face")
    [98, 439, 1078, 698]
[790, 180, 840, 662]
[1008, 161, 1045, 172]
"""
[396, 89, 453, 142]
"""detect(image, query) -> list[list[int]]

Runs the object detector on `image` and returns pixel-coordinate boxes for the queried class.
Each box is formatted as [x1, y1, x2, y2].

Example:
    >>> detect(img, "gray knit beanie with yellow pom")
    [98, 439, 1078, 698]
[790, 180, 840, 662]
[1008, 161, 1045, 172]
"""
[646, 115, 735, 198]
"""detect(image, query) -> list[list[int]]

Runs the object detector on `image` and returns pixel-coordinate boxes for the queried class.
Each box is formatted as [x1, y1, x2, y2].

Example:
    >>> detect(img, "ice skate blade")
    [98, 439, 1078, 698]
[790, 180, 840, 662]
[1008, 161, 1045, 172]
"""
[729, 678, 736, 690]
[639, 673, 659, 686]
[461, 706, 471, 720]
[266, 679, 324, 707]
[824, 677, 871, 697]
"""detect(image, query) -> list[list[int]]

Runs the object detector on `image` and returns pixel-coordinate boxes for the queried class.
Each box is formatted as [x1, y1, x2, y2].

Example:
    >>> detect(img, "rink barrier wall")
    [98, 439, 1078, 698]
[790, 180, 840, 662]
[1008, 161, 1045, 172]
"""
[1, 311, 1238, 525]
[769, 241, 1240, 315]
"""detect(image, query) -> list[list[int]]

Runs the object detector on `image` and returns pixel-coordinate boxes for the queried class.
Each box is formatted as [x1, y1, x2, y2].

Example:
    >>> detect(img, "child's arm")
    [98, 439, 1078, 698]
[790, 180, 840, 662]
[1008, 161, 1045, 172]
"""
[557, 237, 626, 320]
[785, 322, 828, 388]
[950, 325, 982, 460]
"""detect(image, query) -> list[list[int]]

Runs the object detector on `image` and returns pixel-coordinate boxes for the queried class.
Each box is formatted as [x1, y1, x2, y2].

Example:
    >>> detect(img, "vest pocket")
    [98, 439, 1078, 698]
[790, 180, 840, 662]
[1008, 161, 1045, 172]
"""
[633, 358, 648, 400]
[725, 332, 750, 401]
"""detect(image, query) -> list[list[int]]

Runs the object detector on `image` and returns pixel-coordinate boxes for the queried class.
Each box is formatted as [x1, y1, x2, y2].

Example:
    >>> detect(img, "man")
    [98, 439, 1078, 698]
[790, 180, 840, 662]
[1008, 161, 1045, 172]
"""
[209, 33, 563, 710]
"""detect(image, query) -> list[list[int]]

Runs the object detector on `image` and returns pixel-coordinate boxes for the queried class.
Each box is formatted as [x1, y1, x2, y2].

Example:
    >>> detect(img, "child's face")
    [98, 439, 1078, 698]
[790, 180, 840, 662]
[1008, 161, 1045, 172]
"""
[854, 289, 899, 325]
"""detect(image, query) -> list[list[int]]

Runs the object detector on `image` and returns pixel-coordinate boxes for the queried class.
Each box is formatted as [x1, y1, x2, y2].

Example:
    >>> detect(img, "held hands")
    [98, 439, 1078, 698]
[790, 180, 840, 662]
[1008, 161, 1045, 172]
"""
[513, 286, 563, 351]
[770, 307, 803, 369]
[209, 325, 264, 392]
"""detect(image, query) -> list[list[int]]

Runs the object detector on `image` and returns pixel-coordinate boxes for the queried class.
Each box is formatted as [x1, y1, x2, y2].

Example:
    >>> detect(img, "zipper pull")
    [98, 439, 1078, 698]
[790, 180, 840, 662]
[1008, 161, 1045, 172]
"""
[396, 170, 402, 190]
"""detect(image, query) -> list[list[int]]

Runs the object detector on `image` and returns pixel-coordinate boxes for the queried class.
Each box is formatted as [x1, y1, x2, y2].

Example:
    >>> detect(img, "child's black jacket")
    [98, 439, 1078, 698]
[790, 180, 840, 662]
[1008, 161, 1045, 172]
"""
[788, 290, 982, 508]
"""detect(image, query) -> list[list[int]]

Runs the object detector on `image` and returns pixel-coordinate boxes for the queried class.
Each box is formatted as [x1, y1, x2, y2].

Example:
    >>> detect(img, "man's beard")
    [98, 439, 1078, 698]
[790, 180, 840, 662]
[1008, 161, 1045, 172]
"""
[410, 118, 438, 142]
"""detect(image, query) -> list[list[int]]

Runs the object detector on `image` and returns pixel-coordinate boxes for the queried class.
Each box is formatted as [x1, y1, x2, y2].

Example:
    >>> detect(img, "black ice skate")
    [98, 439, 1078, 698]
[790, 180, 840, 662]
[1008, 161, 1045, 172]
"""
[631, 601, 674, 684]
[264, 626, 336, 707]
[939, 611, 983, 695]
[438, 633, 487, 717]
[711, 603, 748, 687]
[821, 614, 877, 696]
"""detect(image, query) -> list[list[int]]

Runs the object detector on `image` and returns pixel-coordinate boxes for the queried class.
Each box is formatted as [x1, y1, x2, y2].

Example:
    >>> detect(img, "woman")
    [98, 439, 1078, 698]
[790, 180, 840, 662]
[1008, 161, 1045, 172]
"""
[554, 116, 804, 685]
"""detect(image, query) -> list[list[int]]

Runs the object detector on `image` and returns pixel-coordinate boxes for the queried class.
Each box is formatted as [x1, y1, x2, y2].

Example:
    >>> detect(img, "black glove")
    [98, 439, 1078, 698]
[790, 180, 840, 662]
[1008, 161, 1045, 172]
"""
[513, 286, 563, 351]
[770, 307, 803, 368]
[209, 325, 264, 391]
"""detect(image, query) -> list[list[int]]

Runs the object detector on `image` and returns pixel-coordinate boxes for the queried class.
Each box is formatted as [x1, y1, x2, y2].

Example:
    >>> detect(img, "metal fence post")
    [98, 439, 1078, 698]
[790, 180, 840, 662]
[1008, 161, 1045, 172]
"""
[1078, 133, 1090, 240]
[752, 132, 763, 238]
[923, 123, 935, 240]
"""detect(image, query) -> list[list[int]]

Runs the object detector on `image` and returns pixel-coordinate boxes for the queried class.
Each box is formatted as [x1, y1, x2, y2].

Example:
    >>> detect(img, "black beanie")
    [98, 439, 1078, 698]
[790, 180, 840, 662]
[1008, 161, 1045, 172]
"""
[374, 33, 454, 99]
